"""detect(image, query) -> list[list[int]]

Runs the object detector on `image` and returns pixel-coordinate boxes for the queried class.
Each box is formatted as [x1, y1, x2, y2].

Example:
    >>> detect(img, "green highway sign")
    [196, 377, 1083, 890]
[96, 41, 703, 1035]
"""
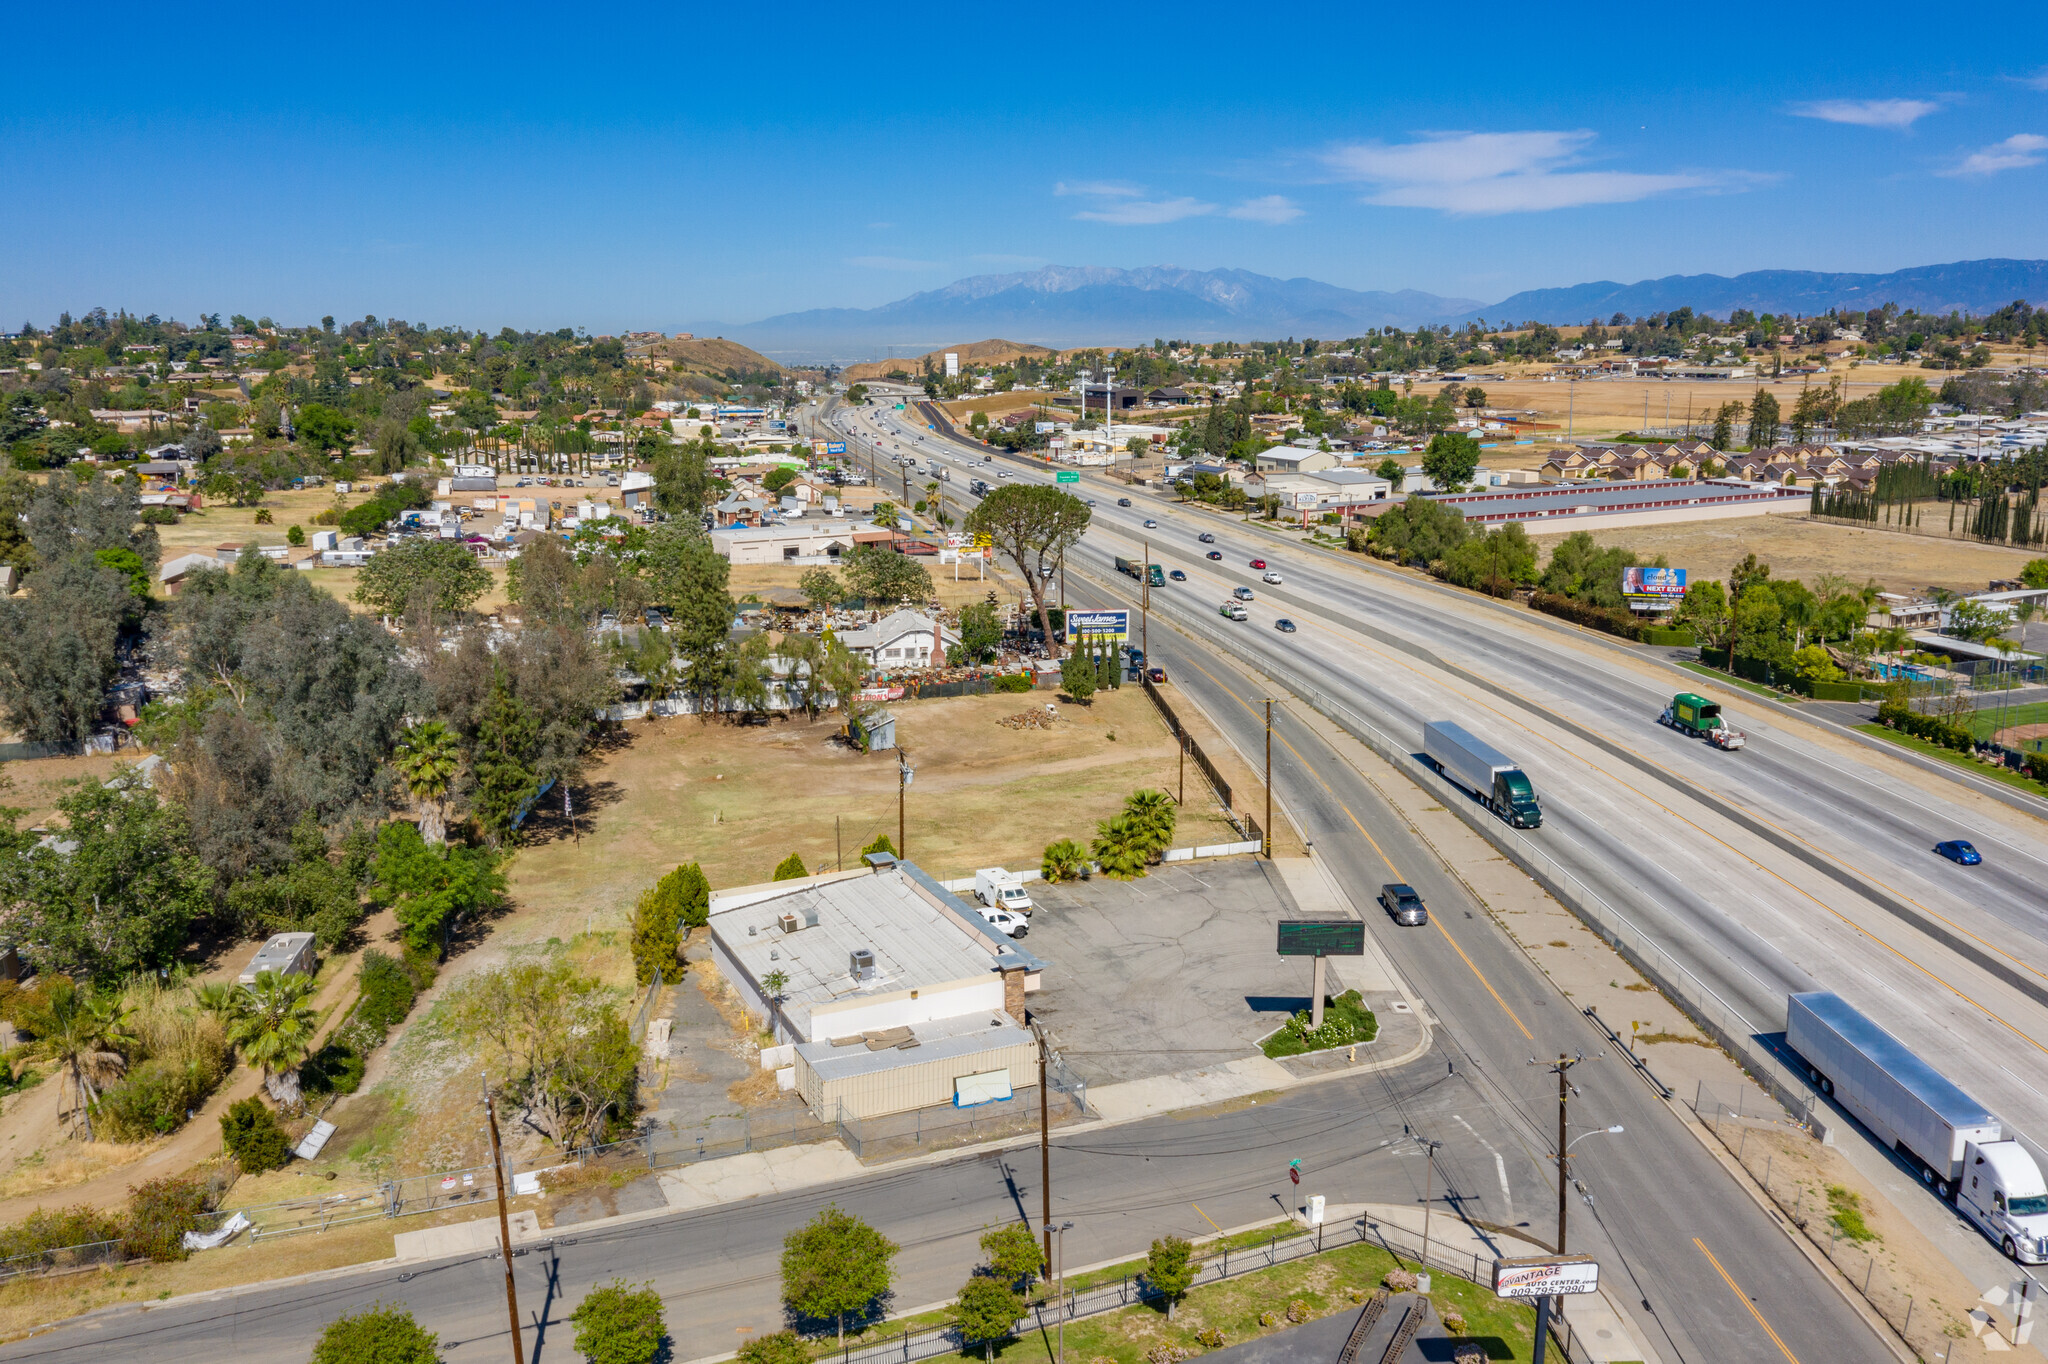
[1056, 471, 1079, 484]
[1275, 920, 1366, 957]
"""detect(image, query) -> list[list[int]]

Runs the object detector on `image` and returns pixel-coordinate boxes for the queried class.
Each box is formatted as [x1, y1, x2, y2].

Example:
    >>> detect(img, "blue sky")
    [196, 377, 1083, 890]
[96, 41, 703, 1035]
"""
[4, 2, 2046, 333]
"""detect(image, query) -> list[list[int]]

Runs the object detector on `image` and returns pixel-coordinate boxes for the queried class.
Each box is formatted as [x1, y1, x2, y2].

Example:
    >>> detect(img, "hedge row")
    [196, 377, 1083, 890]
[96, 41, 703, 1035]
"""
[1877, 700, 1974, 752]
[1641, 627, 1696, 647]
[1529, 591, 1643, 641]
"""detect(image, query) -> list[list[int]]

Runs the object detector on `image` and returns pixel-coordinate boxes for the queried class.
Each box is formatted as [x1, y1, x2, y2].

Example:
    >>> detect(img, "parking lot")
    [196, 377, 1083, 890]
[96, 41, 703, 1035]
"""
[1021, 857, 1415, 1086]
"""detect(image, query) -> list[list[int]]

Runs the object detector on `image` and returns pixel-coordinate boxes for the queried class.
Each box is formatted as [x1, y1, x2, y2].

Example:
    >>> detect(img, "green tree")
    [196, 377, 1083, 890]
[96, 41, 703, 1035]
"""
[353, 540, 493, 617]
[1040, 838, 1086, 883]
[652, 438, 717, 517]
[0, 553, 135, 745]
[16, 980, 136, 1140]
[780, 1205, 899, 1344]
[448, 957, 638, 1147]
[799, 566, 844, 609]
[295, 403, 355, 453]
[569, 1279, 668, 1364]
[1420, 431, 1480, 491]
[1710, 400, 1743, 452]
[955, 601, 1002, 663]
[219, 1094, 293, 1174]
[643, 525, 734, 706]
[310, 1302, 442, 1364]
[1537, 530, 1638, 608]
[1122, 789, 1177, 858]
[954, 1275, 1022, 1362]
[1440, 523, 1537, 595]
[841, 544, 932, 605]
[1374, 457, 1405, 490]
[470, 672, 541, 844]
[286, 524, 306, 547]
[979, 1222, 1045, 1289]
[226, 969, 320, 1109]
[630, 876, 684, 986]
[1146, 1235, 1196, 1320]
[1091, 813, 1151, 880]
[763, 466, 797, 494]
[1059, 650, 1098, 703]
[1733, 584, 1790, 671]
[773, 852, 808, 881]
[2022, 559, 2048, 590]
[1792, 643, 1844, 683]
[1672, 579, 1732, 656]
[373, 821, 505, 954]
[392, 720, 463, 845]
[858, 833, 897, 861]
[1747, 389, 1781, 449]
[966, 486, 1090, 657]
[93, 546, 151, 599]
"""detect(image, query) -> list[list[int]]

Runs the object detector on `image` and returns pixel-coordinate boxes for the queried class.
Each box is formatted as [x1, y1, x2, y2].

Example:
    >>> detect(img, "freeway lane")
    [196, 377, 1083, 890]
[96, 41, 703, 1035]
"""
[864, 399, 2048, 1164]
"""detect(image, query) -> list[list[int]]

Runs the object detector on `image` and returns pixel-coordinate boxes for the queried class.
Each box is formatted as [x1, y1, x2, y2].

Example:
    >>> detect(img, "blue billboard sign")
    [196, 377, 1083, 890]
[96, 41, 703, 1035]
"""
[825, 442, 846, 455]
[1065, 609, 1130, 642]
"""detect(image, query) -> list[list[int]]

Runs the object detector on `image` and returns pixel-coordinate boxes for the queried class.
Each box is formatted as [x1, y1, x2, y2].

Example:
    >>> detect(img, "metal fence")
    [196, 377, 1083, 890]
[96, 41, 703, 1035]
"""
[807, 1211, 1594, 1364]
[827, 1086, 1088, 1164]
[1142, 672, 1239, 812]
[0, 1238, 124, 1284]
[630, 968, 663, 1046]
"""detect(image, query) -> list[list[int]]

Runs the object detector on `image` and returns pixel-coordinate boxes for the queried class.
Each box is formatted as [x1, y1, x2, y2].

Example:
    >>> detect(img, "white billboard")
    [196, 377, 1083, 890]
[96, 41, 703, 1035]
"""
[1492, 1256, 1601, 1298]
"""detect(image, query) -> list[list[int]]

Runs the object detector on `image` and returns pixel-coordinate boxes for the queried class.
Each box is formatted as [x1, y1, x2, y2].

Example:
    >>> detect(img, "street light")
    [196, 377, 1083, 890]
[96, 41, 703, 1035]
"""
[1044, 1220, 1075, 1364]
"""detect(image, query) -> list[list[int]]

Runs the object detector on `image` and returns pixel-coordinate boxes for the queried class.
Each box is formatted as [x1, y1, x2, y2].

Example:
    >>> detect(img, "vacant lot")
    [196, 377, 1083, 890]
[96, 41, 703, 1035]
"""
[1528, 510, 2039, 595]
[501, 686, 1243, 944]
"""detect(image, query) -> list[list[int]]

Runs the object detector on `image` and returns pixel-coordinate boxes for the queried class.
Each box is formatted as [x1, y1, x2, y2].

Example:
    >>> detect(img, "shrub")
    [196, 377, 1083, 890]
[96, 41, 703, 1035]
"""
[1090, 814, 1151, 881]
[311, 1303, 442, 1364]
[95, 1059, 219, 1141]
[1383, 1268, 1417, 1291]
[1258, 1312, 1279, 1328]
[991, 673, 1033, 694]
[1441, 1310, 1467, 1334]
[1878, 699, 1976, 752]
[301, 1041, 366, 1097]
[0, 1205, 126, 1262]
[139, 505, 179, 525]
[570, 1278, 668, 1364]
[1529, 590, 1643, 641]
[858, 833, 897, 861]
[736, 1331, 810, 1364]
[220, 1096, 292, 1173]
[121, 1174, 212, 1263]
[356, 950, 419, 1033]
[1196, 1329, 1226, 1348]
[772, 852, 808, 881]
[1285, 1299, 1309, 1323]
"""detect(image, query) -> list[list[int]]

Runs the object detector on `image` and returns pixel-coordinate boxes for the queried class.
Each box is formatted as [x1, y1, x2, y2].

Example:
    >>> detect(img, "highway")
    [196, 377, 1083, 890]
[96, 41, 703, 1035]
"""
[834, 395, 2048, 1166]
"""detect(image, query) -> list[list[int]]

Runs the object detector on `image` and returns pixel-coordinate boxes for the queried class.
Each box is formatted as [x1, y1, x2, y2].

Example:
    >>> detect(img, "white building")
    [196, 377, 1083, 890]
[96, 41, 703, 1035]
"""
[710, 520, 892, 565]
[837, 608, 957, 667]
[944, 352, 960, 378]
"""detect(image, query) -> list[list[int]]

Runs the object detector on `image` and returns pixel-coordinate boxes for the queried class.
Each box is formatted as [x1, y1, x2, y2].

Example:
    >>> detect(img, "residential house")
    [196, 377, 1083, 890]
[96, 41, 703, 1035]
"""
[837, 609, 957, 669]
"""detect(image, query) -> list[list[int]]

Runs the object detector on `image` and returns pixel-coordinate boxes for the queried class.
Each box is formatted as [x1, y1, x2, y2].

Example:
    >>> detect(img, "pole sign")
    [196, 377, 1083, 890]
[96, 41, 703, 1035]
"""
[1492, 1256, 1601, 1298]
[1621, 567, 1686, 599]
[1275, 920, 1366, 957]
[1035, 421, 1058, 434]
[1065, 609, 1129, 643]
[1056, 470, 1080, 484]
[826, 442, 846, 455]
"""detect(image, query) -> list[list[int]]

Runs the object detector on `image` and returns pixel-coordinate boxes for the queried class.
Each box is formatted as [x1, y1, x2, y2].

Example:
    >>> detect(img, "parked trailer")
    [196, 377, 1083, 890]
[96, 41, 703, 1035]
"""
[1422, 720, 1542, 828]
[1786, 991, 2048, 1263]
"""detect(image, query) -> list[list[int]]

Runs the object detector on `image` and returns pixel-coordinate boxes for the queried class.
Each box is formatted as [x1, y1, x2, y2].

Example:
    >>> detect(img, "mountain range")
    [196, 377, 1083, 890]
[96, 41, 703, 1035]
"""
[703, 258, 2048, 363]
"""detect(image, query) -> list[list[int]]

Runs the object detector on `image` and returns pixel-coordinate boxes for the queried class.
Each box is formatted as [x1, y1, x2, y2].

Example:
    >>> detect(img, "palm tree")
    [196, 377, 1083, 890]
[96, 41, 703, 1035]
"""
[1040, 838, 1087, 883]
[1122, 789, 1178, 860]
[1091, 814, 1152, 881]
[191, 981, 241, 1021]
[20, 982, 137, 1141]
[392, 720, 462, 845]
[227, 970, 321, 1111]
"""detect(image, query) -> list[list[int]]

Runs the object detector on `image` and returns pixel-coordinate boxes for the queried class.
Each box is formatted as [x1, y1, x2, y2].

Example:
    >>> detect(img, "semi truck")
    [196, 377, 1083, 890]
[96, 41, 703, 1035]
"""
[1115, 555, 1166, 587]
[1660, 692, 1745, 749]
[1786, 991, 2048, 1263]
[1422, 720, 1543, 828]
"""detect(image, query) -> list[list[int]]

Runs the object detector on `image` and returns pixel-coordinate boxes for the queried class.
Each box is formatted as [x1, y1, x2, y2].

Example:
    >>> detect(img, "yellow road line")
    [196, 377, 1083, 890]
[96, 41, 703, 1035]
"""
[1693, 1237, 1801, 1363]
[1191, 1203, 1223, 1235]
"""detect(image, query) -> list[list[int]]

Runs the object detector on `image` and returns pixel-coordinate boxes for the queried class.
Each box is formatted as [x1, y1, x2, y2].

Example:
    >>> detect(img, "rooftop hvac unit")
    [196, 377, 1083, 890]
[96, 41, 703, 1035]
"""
[803, 907, 821, 928]
[850, 948, 876, 982]
[779, 913, 800, 934]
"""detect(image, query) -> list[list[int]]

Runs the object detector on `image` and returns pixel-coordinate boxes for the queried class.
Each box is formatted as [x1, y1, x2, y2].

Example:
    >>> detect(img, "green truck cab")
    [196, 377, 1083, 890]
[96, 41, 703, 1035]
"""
[1660, 692, 1746, 749]
[1115, 555, 1165, 586]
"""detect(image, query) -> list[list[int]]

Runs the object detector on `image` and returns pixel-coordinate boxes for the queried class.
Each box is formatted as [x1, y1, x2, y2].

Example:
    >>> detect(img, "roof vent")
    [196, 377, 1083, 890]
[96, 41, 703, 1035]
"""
[850, 948, 876, 982]
[803, 907, 821, 928]
[778, 913, 800, 934]
[747, 924, 758, 937]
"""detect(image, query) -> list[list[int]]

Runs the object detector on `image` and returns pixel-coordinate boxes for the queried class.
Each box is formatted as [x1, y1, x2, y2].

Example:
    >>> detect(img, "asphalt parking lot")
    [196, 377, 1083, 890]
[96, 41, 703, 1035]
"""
[1022, 857, 1396, 1085]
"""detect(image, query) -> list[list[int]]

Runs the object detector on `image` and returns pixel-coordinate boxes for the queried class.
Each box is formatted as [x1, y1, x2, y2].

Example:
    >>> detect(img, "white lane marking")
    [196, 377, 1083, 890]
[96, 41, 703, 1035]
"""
[1453, 1113, 1513, 1223]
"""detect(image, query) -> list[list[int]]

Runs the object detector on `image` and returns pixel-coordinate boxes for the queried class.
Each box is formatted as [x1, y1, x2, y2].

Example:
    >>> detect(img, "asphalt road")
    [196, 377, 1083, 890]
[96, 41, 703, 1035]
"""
[852, 400, 2048, 1165]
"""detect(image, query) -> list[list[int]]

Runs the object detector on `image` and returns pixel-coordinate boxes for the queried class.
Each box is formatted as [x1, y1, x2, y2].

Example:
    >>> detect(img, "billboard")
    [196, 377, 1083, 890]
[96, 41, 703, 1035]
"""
[826, 442, 846, 456]
[1035, 421, 1058, 434]
[1622, 567, 1687, 598]
[1275, 920, 1366, 957]
[1065, 609, 1129, 643]
[1492, 1256, 1601, 1298]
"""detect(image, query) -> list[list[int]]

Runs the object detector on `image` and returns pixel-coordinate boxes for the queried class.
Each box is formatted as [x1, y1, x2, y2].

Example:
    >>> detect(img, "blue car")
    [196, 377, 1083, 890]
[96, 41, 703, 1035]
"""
[1935, 840, 1982, 865]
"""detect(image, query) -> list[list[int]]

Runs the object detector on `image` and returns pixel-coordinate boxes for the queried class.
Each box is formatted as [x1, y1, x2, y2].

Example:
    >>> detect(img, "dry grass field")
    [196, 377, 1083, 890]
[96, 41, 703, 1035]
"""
[1528, 510, 2040, 595]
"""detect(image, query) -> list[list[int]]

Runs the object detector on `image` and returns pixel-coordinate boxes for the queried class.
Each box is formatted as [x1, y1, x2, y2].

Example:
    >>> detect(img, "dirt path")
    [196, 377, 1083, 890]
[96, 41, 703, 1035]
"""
[0, 911, 393, 1225]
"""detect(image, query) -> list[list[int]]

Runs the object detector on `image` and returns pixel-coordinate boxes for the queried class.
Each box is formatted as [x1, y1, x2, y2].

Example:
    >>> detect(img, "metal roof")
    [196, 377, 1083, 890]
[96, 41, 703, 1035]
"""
[795, 1011, 1031, 1082]
[1791, 992, 1996, 1127]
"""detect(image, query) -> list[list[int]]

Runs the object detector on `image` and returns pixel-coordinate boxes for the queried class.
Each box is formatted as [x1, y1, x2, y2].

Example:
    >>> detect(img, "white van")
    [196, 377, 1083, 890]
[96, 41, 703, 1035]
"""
[974, 867, 1034, 916]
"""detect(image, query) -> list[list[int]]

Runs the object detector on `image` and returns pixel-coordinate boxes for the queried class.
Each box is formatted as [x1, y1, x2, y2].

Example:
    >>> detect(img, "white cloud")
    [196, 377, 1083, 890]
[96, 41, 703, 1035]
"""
[1319, 130, 1717, 214]
[845, 256, 945, 271]
[1054, 180, 1145, 199]
[1226, 195, 1303, 224]
[1057, 181, 1215, 224]
[1790, 98, 1938, 129]
[2019, 68, 2048, 92]
[1945, 133, 2048, 176]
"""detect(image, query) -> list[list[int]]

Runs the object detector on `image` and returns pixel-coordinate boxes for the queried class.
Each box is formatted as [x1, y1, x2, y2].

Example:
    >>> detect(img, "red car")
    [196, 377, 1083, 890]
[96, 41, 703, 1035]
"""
[1249, 558, 1267, 569]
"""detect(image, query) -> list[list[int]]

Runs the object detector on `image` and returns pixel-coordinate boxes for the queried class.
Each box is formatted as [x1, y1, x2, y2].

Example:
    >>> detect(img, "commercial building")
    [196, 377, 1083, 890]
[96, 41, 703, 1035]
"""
[1430, 478, 1808, 531]
[709, 856, 1049, 1119]
[710, 519, 893, 565]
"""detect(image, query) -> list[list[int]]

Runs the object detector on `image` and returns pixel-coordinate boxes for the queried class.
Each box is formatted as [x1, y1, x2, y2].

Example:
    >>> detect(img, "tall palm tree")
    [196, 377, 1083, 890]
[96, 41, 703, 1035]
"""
[20, 982, 137, 1141]
[227, 971, 321, 1111]
[392, 720, 463, 845]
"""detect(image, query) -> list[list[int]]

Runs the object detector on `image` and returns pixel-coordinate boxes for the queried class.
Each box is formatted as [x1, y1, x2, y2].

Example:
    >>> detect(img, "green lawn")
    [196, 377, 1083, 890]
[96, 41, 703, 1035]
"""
[1673, 662, 1803, 703]
[1966, 700, 2048, 744]
[1261, 991, 1380, 1059]
[1855, 725, 2048, 796]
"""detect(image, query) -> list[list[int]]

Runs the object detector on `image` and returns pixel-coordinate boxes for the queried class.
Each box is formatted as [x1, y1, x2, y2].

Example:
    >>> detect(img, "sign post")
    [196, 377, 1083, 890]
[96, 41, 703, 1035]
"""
[1275, 921, 1365, 1031]
[1056, 470, 1079, 485]
[1493, 1257, 1600, 1364]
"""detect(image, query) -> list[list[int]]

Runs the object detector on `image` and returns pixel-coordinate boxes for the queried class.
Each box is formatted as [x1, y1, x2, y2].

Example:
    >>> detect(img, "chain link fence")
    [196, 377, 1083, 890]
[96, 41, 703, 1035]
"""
[0, 1239, 124, 1284]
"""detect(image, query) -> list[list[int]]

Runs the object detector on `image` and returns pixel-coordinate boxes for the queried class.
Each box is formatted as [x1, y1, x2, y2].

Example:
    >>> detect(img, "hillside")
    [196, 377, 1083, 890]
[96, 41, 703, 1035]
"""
[842, 339, 1057, 383]
[653, 335, 783, 376]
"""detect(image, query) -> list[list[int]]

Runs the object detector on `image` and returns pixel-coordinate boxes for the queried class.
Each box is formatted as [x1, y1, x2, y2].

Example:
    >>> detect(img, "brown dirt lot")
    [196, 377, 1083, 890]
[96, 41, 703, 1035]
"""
[500, 686, 1247, 942]
[1528, 510, 2040, 596]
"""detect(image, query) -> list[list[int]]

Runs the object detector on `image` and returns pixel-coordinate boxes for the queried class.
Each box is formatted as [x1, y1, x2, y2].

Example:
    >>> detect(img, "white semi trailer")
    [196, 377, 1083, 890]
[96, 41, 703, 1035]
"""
[1787, 991, 2048, 1264]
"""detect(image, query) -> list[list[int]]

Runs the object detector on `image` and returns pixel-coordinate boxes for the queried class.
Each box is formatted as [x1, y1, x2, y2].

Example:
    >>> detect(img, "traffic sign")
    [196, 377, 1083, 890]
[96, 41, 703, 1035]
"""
[1056, 471, 1079, 484]
[1275, 920, 1366, 957]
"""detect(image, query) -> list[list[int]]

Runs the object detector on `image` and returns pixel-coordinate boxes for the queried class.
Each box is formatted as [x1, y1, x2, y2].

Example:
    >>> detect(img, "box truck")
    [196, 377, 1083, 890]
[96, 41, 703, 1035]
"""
[1422, 720, 1542, 828]
[974, 868, 1034, 916]
[1786, 991, 2048, 1263]
[1659, 692, 1744, 750]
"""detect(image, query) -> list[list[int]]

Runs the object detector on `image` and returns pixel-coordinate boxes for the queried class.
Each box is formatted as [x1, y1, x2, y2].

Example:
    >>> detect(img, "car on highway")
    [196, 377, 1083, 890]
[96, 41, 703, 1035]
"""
[1087, 499, 1098, 506]
[1262, 571, 1283, 584]
[1117, 498, 1132, 507]
[1168, 569, 1186, 581]
[1232, 586, 1254, 601]
[1207, 550, 1223, 560]
[1379, 883, 1428, 926]
[1219, 601, 1248, 621]
[1936, 839, 1983, 865]
[1249, 558, 1267, 569]
[1275, 618, 1297, 632]
[1198, 532, 1216, 543]
[1144, 519, 1158, 528]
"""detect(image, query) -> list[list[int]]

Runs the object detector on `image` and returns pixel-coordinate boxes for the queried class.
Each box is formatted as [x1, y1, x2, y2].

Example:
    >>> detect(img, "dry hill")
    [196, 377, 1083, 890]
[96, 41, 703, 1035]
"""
[843, 338, 1056, 383]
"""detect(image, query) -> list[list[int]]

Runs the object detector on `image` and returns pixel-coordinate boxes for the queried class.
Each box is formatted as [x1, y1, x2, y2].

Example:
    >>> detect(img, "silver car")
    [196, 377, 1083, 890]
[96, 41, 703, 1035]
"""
[1379, 883, 1427, 926]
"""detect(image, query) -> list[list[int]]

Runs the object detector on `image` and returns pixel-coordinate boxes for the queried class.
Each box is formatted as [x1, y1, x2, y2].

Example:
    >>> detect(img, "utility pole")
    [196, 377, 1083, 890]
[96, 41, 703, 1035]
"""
[1032, 1023, 1053, 1271]
[1262, 699, 1275, 858]
[1414, 1135, 1444, 1275]
[1542, 1054, 1583, 1254]
[897, 749, 912, 860]
[483, 1076, 526, 1364]
[1141, 536, 1150, 666]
